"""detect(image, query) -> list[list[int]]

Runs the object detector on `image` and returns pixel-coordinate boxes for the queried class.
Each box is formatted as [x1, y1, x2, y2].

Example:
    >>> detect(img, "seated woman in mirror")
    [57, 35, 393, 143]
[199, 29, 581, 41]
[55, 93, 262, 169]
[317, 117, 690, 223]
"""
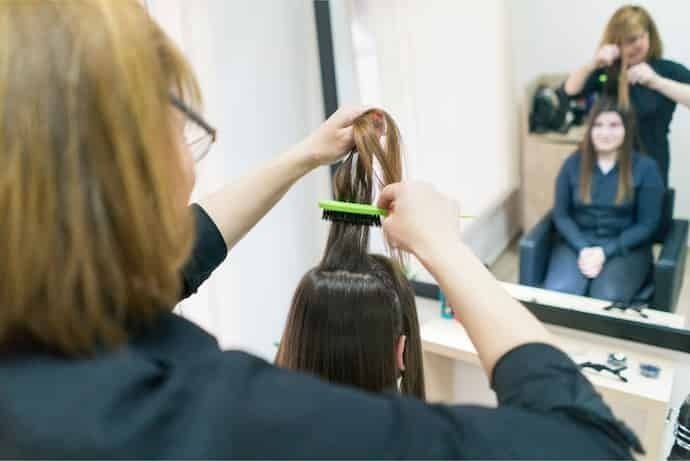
[543, 97, 664, 303]
[275, 110, 425, 399]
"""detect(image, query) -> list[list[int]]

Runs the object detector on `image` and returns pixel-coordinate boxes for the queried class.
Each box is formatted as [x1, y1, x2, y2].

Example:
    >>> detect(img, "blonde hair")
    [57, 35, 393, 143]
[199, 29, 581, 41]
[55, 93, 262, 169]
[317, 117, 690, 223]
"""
[600, 5, 663, 108]
[0, 0, 201, 355]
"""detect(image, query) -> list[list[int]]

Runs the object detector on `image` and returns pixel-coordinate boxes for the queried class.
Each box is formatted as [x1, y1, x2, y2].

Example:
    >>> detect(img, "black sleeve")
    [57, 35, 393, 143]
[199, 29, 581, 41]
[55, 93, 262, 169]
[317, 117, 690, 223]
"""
[603, 158, 664, 257]
[667, 60, 690, 85]
[553, 155, 590, 251]
[179, 204, 228, 300]
[189, 344, 642, 459]
[491, 343, 643, 454]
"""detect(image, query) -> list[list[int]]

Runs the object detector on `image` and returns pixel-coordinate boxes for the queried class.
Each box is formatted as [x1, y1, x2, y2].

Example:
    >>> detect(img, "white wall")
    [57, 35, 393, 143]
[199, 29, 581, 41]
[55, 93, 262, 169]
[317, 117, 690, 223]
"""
[147, 0, 329, 360]
[333, 0, 520, 269]
[508, 0, 690, 219]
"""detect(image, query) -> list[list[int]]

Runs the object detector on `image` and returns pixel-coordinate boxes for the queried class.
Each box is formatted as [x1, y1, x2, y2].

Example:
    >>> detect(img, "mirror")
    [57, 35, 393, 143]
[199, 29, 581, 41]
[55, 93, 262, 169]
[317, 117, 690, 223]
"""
[320, 3, 690, 457]
[322, 0, 690, 350]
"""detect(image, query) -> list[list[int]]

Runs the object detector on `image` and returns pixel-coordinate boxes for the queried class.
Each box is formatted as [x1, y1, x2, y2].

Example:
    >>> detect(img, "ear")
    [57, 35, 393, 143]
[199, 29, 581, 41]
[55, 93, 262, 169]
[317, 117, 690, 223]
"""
[396, 335, 407, 372]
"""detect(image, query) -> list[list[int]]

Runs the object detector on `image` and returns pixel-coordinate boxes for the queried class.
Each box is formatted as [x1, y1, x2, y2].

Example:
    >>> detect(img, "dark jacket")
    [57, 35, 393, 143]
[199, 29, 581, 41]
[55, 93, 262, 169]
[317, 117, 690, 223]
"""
[0, 205, 642, 458]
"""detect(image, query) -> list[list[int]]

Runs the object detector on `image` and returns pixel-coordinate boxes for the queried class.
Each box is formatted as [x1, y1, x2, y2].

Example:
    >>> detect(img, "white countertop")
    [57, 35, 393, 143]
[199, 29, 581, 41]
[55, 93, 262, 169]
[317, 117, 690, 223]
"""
[415, 293, 676, 405]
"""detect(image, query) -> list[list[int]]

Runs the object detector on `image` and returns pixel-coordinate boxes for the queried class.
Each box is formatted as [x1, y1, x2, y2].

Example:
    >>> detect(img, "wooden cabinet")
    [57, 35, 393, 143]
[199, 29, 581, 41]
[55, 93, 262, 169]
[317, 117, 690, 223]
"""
[519, 74, 585, 231]
[521, 136, 581, 230]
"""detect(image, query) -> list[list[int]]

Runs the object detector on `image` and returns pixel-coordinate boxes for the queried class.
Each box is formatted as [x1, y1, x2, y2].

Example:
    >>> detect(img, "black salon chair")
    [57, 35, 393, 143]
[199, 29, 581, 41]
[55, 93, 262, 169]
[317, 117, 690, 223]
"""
[519, 188, 688, 312]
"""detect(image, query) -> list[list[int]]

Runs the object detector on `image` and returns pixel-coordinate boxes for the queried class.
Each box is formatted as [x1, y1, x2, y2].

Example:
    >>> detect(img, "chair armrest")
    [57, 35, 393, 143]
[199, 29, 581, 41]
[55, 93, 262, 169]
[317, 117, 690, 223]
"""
[519, 212, 554, 287]
[652, 219, 689, 312]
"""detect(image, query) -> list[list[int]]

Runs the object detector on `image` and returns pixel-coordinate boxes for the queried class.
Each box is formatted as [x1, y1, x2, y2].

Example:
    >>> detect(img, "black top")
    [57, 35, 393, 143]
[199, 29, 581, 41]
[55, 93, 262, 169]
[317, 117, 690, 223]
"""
[0, 205, 642, 459]
[554, 152, 664, 257]
[573, 58, 690, 186]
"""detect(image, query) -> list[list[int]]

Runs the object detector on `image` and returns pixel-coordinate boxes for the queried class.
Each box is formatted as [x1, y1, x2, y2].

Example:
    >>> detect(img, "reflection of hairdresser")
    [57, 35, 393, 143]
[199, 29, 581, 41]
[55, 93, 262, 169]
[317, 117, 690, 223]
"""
[276, 111, 426, 398]
[564, 5, 690, 186]
[0, 1, 643, 458]
[544, 98, 664, 303]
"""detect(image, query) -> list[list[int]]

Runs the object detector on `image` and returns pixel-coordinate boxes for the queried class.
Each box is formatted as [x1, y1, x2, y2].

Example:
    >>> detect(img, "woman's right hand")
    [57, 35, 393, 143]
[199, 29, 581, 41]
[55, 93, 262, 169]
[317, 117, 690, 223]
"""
[376, 181, 461, 259]
[578, 247, 605, 278]
[592, 44, 620, 69]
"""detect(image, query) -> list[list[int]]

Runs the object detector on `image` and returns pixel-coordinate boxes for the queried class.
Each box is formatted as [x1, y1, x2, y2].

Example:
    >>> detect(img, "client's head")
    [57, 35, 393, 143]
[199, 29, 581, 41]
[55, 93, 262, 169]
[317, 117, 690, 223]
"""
[275, 109, 425, 399]
[276, 254, 424, 398]
[579, 97, 637, 204]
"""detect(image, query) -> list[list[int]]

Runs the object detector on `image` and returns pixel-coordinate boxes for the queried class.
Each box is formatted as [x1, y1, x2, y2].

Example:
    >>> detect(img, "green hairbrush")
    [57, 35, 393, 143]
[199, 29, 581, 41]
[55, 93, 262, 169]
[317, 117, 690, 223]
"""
[319, 200, 387, 227]
[319, 199, 473, 227]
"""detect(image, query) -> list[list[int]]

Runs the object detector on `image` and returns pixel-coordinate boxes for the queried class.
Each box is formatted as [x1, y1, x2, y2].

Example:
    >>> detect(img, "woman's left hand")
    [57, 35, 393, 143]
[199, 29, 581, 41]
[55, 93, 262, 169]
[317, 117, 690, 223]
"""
[296, 106, 372, 168]
[587, 247, 606, 278]
[627, 62, 659, 88]
[578, 247, 606, 279]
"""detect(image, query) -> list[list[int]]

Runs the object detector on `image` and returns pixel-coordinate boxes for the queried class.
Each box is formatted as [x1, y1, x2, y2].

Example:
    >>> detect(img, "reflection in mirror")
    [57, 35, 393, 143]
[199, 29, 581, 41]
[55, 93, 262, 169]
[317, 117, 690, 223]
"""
[508, 2, 690, 328]
[329, 0, 689, 327]
[322, 2, 690, 457]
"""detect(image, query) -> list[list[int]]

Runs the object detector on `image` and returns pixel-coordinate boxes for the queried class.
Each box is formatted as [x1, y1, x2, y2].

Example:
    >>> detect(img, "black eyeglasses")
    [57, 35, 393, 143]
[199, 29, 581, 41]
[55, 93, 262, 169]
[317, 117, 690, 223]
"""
[169, 94, 217, 163]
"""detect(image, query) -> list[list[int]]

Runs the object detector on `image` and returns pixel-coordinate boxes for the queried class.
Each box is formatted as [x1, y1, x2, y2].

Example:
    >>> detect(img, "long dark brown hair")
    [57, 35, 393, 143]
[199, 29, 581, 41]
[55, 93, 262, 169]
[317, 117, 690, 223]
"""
[579, 98, 636, 204]
[276, 110, 425, 399]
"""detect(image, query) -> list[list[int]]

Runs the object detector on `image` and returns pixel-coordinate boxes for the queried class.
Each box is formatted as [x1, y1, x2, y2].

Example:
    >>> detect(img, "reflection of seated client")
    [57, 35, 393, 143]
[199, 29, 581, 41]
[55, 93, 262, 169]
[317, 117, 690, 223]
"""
[543, 97, 664, 303]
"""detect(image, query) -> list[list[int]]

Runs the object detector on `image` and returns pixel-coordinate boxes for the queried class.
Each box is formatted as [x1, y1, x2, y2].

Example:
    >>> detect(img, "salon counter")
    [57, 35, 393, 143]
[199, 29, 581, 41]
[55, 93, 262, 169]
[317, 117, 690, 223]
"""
[416, 284, 685, 460]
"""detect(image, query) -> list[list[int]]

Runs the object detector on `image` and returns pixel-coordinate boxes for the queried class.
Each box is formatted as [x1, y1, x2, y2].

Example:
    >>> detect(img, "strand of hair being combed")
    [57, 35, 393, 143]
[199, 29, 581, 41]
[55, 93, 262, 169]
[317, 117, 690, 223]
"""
[320, 110, 402, 271]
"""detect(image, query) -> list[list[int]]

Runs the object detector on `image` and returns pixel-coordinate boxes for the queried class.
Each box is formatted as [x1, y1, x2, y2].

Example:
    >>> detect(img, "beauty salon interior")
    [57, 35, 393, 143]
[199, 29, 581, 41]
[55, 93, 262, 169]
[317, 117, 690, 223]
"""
[156, 1, 690, 458]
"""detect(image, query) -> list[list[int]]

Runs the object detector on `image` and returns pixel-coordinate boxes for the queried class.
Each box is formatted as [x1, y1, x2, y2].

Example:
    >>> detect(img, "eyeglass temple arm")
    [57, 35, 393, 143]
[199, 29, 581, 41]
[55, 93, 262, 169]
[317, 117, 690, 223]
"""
[169, 94, 217, 141]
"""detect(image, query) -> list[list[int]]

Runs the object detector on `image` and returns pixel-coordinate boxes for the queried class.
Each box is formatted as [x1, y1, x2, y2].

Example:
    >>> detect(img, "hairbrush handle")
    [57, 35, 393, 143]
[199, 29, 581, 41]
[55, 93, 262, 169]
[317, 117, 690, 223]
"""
[318, 200, 473, 219]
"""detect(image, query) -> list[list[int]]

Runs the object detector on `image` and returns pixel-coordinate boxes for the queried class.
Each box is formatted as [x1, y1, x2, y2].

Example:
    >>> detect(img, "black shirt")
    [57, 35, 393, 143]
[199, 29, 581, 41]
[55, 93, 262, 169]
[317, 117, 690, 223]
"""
[0, 205, 642, 458]
[574, 58, 690, 186]
[554, 151, 664, 257]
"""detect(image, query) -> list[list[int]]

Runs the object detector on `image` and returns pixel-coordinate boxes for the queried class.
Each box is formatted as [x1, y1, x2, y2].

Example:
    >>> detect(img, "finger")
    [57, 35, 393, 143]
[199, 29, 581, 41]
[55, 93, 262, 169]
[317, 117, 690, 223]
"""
[380, 224, 395, 245]
[339, 126, 354, 147]
[582, 261, 596, 272]
[376, 182, 403, 210]
[331, 105, 376, 128]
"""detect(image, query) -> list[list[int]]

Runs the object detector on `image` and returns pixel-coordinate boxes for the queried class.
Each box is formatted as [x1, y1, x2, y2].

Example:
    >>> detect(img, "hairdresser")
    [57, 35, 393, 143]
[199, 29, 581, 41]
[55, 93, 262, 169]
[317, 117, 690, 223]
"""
[0, 1, 641, 458]
[564, 5, 690, 186]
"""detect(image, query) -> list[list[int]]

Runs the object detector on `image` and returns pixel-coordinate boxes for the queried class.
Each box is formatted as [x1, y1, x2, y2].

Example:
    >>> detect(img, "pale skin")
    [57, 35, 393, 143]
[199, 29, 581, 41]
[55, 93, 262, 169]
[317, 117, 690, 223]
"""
[577, 111, 626, 279]
[186, 106, 371, 250]
[175, 106, 553, 379]
[564, 30, 690, 107]
[179, 105, 414, 369]
[377, 182, 553, 376]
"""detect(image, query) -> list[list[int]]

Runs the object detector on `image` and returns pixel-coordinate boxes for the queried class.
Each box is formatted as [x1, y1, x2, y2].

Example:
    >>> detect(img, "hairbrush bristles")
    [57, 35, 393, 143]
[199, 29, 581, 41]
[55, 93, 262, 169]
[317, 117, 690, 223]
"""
[321, 209, 382, 227]
[318, 199, 473, 228]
